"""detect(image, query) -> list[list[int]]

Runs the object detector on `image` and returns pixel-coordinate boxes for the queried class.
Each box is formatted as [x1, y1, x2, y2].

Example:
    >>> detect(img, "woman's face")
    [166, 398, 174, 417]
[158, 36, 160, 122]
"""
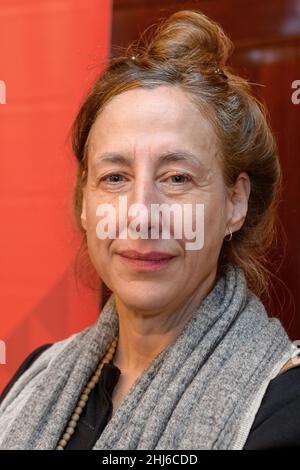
[81, 85, 249, 313]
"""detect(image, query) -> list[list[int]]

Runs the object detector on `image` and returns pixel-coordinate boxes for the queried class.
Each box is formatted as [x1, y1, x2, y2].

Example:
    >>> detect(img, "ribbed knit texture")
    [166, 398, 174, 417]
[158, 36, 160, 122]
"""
[0, 263, 298, 449]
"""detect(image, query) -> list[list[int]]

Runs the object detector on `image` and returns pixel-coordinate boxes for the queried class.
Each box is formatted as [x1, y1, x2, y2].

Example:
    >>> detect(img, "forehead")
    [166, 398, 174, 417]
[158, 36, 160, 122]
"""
[87, 85, 219, 165]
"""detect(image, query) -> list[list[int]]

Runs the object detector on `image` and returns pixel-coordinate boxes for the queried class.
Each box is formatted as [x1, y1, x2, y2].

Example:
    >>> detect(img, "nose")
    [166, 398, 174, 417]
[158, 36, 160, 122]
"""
[125, 172, 163, 239]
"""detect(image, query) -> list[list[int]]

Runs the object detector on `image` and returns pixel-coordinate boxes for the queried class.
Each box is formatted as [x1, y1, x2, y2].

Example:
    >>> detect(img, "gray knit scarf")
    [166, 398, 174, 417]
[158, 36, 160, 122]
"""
[0, 263, 298, 450]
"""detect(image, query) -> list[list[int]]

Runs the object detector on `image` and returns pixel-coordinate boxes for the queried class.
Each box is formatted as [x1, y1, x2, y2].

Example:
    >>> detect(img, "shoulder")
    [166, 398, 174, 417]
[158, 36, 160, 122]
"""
[244, 365, 300, 449]
[0, 344, 53, 405]
[0, 325, 93, 409]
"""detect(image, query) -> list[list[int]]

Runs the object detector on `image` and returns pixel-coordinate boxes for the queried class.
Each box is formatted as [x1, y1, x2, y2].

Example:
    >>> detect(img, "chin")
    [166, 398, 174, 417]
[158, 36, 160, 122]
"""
[115, 283, 174, 313]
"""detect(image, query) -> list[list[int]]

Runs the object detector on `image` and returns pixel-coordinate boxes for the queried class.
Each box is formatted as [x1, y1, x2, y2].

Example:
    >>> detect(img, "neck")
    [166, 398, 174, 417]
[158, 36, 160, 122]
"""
[112, 269, 217, 376]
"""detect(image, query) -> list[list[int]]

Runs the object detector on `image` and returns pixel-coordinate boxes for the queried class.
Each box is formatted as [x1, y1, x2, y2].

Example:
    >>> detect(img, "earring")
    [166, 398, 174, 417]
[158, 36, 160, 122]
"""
[224, 228, 233, 241]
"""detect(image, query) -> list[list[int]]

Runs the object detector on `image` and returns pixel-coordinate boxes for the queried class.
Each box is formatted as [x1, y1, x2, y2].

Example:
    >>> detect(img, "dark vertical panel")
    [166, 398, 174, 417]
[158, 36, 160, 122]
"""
[111, 0, 300, 339]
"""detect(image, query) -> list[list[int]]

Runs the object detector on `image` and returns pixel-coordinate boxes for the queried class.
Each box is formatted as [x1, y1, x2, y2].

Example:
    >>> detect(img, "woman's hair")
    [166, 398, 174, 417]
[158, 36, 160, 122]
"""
[71, 9, 284, 303]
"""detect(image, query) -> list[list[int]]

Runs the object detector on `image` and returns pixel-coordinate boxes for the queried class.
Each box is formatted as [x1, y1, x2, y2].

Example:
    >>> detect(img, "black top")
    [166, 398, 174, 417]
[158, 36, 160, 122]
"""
[1, 344, 300, 450]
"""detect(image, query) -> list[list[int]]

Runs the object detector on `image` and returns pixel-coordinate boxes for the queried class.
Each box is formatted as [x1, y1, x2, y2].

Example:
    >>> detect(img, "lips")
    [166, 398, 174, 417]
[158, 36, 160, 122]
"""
[116, 250, 176, 272]
[117, 250, 176, 261]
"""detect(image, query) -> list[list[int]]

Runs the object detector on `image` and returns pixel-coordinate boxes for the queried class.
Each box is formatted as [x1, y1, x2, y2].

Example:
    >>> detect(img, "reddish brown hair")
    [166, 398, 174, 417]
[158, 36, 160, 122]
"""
[71, 10, 283, 301]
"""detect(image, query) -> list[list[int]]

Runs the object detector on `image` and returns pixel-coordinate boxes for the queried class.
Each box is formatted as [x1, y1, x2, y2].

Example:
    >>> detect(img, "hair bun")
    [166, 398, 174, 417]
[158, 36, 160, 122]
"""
[142, 10, 233, 69]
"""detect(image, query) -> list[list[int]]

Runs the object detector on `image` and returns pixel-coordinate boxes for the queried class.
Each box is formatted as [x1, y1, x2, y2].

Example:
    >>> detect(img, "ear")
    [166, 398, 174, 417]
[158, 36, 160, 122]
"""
[81, 188, 87, 231]
[225, 172, 251, 235]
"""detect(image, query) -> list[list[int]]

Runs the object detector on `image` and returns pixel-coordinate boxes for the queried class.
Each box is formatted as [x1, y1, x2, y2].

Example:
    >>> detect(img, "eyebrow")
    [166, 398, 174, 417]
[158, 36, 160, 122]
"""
[92, 149, 209, 170]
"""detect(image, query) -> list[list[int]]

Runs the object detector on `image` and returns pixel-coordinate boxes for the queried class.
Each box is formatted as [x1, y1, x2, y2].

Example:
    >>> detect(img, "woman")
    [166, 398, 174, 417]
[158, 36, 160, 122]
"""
[0, 10, 299, 450]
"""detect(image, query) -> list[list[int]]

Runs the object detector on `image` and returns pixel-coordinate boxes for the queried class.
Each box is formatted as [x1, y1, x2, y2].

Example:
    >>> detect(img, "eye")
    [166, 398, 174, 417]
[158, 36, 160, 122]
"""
[98, 173, 127, 184]
[168, 173, 192, 184]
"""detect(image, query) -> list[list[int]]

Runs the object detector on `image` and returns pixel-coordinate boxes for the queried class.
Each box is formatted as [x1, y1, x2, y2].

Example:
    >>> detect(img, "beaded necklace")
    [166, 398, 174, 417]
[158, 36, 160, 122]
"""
[55, 336, 118, 450]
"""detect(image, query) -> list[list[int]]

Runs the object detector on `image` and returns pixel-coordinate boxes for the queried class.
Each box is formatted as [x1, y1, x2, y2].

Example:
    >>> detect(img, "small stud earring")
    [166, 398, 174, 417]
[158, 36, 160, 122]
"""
[224, 228, 233, 241]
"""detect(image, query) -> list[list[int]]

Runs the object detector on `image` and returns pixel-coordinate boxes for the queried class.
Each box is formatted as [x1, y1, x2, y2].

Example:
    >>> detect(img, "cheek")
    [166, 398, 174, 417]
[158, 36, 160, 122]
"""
[205, 205, 225, 231]
[202, 197, 227, 247]
[84, 199, 111, 260]
[85, 231, 113, 286]
[183, 205, 225, 272]
[84, 195, 97, 229]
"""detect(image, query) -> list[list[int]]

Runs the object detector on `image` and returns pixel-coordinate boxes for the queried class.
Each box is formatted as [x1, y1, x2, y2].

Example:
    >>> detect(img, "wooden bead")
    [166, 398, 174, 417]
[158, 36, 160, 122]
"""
[91, 376, 99, 385]
[66, 427, 75, 435]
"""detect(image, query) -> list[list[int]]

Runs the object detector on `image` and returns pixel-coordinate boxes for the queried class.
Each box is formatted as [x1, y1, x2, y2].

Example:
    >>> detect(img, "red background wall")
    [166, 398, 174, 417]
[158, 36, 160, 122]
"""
[0, 0, 112, 392]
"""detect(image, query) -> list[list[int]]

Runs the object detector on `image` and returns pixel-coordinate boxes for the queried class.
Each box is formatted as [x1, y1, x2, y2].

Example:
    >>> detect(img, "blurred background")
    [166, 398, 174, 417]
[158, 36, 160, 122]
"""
[1, 0, 300, 392]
